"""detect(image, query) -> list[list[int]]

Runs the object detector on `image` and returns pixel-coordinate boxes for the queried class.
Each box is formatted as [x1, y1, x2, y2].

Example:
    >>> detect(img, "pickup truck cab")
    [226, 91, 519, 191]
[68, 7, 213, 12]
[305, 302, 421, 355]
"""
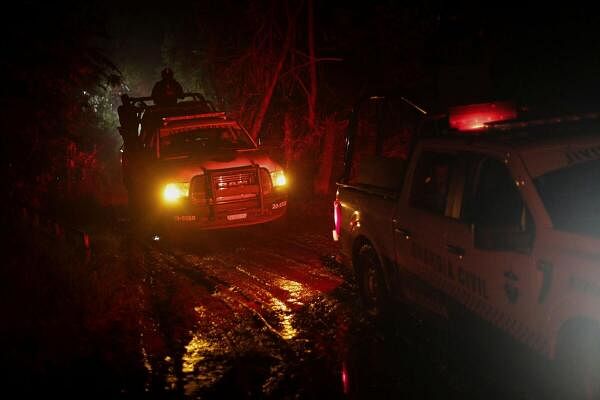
[334, 98, 600, 398]
[119, 94, 288, 230]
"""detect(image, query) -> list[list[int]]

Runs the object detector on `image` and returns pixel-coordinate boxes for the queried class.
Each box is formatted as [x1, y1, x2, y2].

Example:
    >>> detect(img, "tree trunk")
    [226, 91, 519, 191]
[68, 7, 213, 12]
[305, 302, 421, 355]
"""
[250, 7, 296, 141]
[283, 111, 294, 169]
[307, 0, 317, 132]
[313, 118, 338, 195]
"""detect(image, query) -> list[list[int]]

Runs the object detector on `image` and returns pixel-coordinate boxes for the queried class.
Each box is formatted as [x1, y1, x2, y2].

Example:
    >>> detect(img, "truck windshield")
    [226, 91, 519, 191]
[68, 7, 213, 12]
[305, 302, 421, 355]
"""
[534, 159, 600, 236]
[160, 127, 255, 158]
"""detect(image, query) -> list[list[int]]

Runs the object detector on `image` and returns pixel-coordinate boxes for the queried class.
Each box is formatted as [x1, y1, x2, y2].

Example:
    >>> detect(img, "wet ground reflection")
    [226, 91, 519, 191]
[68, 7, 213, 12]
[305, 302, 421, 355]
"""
[5, 212, 544, 399]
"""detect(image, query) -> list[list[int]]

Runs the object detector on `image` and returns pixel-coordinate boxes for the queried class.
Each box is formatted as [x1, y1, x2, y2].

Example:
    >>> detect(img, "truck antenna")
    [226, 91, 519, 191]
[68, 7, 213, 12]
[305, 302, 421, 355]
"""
[400, 96, 427, 115]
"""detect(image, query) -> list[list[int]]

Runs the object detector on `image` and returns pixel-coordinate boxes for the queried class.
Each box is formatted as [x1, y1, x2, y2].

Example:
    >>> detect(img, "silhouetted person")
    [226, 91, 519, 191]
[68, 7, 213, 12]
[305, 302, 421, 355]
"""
[118, 95, 141, 182]
[117, 95, 140, 138]
[151, 67, 184, 106]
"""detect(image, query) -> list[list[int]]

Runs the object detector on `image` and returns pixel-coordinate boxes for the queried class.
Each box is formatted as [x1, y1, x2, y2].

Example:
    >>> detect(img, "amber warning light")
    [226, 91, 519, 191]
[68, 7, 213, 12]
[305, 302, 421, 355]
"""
[448, 101, 517, 132]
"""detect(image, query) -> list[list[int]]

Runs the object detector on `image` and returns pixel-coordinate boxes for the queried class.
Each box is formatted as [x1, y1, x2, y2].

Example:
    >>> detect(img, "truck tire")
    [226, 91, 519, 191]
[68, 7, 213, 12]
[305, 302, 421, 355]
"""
[356, 244, 388, 318]
[555, 323, 600, 399]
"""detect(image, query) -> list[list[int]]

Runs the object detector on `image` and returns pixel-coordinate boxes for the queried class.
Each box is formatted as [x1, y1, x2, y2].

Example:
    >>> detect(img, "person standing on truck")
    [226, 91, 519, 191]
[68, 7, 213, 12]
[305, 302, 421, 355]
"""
[117, 95, 140, 139]
[151, 67, 184, 106]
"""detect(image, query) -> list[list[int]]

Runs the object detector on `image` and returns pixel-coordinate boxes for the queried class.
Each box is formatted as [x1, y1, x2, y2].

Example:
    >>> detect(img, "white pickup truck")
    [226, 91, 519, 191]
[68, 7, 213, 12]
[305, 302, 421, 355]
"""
[334, 98, 600, 399]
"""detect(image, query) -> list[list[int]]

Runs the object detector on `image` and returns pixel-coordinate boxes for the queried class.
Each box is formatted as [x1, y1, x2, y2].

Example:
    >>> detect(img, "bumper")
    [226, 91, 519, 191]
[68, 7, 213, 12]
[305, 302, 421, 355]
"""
[157, 196, 288, 230]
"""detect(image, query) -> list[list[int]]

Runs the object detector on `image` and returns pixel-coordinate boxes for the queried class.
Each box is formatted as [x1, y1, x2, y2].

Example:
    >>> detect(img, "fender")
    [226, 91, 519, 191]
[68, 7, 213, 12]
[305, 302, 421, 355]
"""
[351, 231, 398, 296]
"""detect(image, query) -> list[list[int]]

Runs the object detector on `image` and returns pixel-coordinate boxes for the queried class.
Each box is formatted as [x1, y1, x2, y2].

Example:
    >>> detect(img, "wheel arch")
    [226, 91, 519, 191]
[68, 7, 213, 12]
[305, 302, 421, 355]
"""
[351, 234, 394, 293]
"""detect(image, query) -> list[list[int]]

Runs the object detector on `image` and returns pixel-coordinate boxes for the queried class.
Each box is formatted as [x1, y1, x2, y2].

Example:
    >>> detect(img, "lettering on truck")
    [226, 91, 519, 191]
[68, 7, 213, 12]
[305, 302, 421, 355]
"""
[411, 242, 488, 299]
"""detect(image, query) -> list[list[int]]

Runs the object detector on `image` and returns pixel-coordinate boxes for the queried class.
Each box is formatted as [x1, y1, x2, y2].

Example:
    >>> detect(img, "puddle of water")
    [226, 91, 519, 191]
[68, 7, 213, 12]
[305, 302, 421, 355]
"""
[182, 334, 216, 374]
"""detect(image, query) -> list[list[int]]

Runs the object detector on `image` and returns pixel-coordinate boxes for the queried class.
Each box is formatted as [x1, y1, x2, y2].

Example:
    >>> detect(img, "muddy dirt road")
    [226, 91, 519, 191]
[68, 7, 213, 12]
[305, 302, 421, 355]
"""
[3, 207, 543, 399]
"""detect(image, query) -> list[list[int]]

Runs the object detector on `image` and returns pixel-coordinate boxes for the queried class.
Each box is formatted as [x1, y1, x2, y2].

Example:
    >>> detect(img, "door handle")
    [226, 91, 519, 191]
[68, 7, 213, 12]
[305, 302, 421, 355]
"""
[394, 227, 412, 239]
[447, 244, 465, 257]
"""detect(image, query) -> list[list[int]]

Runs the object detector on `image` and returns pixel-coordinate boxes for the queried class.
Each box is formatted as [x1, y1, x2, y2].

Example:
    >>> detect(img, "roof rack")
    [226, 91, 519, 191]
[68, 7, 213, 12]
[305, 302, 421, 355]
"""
[120, 92, 216, 111]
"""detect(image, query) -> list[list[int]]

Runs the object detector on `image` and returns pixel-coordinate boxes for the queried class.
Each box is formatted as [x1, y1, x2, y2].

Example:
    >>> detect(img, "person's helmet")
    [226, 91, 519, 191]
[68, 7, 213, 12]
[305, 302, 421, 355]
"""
[161, 67, 174, 79]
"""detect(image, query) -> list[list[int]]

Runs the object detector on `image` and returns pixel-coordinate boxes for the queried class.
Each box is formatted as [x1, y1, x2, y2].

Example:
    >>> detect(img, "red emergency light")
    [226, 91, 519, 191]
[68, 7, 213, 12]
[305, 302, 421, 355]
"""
[448, 101, 517, 132]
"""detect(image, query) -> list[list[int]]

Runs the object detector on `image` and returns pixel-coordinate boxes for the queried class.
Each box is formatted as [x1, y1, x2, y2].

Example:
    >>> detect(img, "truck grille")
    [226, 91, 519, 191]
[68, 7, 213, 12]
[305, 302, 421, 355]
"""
[190, 168, 262, 206]
[207, 168, 260, 204]
[213, 171, 257, 190]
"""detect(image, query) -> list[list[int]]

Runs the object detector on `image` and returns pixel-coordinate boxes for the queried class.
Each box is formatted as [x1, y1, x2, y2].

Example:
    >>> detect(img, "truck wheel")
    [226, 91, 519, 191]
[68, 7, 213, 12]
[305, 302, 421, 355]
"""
[357, 244, 388, 318]
[556, 324, 600, 399]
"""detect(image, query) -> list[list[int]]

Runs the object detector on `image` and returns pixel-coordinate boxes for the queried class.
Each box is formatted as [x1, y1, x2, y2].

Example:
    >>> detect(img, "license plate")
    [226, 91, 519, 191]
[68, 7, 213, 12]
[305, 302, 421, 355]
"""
[175, 215, 196, 222]
[227, 213, 247, 221]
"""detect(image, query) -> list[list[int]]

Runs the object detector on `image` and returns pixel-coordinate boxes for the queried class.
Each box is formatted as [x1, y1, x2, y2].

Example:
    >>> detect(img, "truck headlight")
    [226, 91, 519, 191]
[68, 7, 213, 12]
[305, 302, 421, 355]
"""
[271, 170, 287, 187]
[163, 182, 189, 203]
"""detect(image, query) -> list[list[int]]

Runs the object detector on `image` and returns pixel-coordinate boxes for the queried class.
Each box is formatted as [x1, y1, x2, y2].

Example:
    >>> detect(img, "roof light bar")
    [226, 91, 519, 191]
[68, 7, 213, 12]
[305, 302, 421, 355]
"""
[449, 101, 517, 132]
[159, 120, 239, 137]
[162, 112, 227, 125]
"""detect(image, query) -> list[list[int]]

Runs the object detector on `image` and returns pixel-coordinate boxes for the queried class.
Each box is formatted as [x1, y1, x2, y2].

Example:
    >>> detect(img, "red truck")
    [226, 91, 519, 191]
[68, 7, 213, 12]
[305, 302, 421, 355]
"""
[118, 93, 288, 230]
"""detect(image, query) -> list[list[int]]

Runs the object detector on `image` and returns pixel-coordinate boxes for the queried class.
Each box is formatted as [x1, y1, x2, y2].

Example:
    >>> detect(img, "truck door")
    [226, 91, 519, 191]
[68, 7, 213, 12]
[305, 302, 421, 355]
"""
[444, 154, 545, 350]
[393, 148, 465, 319]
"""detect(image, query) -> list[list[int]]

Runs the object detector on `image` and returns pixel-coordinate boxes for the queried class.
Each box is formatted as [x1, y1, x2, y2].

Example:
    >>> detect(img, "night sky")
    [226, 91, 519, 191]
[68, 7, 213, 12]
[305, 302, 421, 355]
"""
[4, 1, 600, 187]
[4, 2, 600, 109]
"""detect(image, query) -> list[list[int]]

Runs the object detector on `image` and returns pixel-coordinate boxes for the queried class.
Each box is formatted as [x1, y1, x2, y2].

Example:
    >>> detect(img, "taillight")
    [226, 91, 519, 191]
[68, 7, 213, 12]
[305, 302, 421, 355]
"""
[333, 198, 342, 241]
